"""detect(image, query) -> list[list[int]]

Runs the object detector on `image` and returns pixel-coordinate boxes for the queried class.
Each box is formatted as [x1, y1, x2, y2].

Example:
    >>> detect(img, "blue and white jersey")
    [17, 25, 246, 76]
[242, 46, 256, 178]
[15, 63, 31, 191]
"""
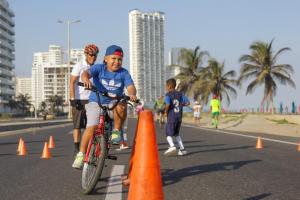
[165, 91, 189, 123]
[88, 64, 134, 104]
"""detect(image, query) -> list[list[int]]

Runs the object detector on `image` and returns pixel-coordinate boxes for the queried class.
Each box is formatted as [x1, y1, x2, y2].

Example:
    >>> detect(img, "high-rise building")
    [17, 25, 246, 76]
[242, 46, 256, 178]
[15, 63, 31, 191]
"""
[0, 0, 15, 113]
[31, 45, 83, 110]
[15, 77, 32, 98]
[70, 49, 84, 64]
[129, 9, 165, 103]
[166, 48, 184, 80]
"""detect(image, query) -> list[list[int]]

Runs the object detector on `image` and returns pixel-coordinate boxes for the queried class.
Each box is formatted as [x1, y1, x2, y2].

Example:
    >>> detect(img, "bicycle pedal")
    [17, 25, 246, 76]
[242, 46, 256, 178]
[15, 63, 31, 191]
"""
[107, 155, 117, 160]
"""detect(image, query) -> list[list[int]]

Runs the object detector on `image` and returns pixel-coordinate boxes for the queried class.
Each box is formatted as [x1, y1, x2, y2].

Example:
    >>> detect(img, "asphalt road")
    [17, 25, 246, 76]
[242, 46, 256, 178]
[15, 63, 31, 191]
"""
[1, 118, 300, 200]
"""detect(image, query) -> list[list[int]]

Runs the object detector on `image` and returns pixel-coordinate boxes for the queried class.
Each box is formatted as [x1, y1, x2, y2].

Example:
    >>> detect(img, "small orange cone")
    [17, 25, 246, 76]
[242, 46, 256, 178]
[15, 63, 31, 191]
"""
[48, 136, 55, 148]
[127, 110, 164, 200]
[18, 140, 27, 156]
[297, 142, 300, 151]
[256, 137, 263, 149]
[41, 142, 51, 159]
[17, 138, 24, 153]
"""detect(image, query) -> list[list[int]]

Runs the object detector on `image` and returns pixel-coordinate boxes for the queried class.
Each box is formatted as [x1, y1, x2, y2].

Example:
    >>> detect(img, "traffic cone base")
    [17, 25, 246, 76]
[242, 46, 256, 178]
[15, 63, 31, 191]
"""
[41, 142, 51, 159]
[256, 137, 263, 149]
[48, 136, 55, 148]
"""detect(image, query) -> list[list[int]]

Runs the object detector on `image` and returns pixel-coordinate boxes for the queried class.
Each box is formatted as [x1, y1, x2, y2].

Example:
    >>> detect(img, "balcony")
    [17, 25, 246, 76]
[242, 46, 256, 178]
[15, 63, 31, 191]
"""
[0, 11, 15, 26]
[0, 40, 15, 51]
[0, 77, 13, 85]
[0, 32, 14, 46]
[0, 20, 14, 35]
[0, 48, 14, 60]
[0, 67, 13, 76]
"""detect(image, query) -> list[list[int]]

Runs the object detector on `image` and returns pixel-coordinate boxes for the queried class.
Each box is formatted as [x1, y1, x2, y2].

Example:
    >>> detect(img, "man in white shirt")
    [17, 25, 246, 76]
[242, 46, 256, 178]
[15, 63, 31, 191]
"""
[193, 101, 202, 126]
[69, 44, 99, 156]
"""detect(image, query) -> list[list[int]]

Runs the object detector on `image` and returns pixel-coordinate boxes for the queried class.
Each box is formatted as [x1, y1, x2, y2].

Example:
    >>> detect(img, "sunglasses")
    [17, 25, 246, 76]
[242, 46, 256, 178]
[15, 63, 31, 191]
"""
[88, 53, 97, 57]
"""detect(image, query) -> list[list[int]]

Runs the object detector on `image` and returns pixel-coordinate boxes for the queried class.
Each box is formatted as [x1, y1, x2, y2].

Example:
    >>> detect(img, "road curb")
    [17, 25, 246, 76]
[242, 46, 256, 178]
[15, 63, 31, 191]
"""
[0, 122, 72, 137]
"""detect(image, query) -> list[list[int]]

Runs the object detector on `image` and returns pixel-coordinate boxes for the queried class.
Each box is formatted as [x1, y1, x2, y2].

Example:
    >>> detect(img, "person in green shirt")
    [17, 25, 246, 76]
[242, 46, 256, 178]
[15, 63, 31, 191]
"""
[153, 96, 166, 127]
[210, 94, 221, 128]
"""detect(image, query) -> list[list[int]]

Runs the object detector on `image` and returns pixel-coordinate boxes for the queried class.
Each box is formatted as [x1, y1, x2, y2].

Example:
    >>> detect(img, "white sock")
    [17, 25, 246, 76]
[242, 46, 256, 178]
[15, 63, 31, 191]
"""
[175, 136, 185, 150]
[166, 136, 175, 147]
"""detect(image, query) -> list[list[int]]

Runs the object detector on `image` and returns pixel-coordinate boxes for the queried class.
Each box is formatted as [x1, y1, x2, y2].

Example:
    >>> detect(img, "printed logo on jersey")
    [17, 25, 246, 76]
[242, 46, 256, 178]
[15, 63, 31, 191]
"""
[101, 79, 122, 91]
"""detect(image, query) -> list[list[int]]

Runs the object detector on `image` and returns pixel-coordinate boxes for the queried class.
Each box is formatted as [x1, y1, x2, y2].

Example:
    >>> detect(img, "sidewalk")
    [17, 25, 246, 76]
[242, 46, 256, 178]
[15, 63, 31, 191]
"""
[183, 113, 300, 138]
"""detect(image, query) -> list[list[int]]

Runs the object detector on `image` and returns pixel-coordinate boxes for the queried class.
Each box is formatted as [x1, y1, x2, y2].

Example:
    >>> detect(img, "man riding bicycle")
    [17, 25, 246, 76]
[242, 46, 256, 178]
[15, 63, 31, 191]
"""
[72, 45, 137, 169]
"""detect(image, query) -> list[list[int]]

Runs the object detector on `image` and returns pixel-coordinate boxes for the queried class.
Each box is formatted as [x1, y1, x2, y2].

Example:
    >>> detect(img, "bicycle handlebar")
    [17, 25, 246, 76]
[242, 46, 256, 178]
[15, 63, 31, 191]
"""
[77, 82, 138, 110]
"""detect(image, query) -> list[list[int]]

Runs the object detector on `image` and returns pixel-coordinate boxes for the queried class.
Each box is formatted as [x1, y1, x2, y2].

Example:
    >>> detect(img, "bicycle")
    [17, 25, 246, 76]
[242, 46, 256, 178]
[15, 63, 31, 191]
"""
[77, 82, 137, 194]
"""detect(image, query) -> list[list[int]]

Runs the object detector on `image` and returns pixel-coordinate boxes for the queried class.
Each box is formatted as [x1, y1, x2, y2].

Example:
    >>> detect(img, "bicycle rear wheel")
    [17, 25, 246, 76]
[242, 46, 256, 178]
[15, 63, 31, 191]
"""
[81, 135, 107, 194]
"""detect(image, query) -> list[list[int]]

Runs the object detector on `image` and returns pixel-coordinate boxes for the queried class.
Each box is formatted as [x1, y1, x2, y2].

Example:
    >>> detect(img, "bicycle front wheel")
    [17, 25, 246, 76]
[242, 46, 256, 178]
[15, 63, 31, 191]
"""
[81, 135, 107, 194]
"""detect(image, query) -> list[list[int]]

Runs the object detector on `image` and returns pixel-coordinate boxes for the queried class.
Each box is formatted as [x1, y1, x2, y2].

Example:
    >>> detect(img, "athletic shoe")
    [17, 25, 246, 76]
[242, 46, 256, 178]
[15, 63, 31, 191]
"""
[178, 149, 188, 156]
[164, 146, 177, 156]
[120, 142, 129, 149]
[111, 129, 122, 144]
[72, 152, 84, 169]
[115, 142, 130, 151]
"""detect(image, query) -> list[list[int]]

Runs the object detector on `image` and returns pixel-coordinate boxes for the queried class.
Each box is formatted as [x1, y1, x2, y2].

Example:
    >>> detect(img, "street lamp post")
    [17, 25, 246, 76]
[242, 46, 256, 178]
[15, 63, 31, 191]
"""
[58, 19, 80, 119]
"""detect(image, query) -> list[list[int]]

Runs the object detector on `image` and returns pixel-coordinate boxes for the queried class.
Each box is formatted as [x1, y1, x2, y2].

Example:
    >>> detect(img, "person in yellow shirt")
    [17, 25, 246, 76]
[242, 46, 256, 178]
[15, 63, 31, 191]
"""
[210, 94, 221, 128]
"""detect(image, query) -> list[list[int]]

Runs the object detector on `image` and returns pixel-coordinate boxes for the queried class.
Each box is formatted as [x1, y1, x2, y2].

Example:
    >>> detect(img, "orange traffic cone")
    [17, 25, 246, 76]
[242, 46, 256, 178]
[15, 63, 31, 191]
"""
[18, 140, 27, 156]
[127, 110, 164, 200]
[297, 142, 300, 151]
[48, 136, 55, 148]
[17, 138, 23, 153]
[256, 137, 263, 149]
[41, 142, 51, 159]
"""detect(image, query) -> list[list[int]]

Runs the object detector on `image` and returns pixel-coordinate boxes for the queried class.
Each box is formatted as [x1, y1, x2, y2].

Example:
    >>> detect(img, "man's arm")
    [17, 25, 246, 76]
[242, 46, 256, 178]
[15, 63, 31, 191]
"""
[70, 75, 78, 100]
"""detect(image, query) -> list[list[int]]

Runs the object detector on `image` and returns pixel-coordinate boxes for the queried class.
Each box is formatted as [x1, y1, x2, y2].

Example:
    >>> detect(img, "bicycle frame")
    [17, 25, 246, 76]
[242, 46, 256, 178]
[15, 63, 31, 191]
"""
[84, 115, 106, 163]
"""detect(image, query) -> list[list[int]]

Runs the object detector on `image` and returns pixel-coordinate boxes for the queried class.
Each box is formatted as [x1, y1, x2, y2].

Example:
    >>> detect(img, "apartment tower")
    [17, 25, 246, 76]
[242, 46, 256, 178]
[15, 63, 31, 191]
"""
[0, 0, 15, 112]
[129, 9, 165, 103]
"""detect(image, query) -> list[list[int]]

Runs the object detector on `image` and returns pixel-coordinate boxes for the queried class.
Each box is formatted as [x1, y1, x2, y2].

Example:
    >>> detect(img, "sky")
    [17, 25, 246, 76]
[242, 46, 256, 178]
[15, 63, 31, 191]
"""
[8, 0, 300, 110]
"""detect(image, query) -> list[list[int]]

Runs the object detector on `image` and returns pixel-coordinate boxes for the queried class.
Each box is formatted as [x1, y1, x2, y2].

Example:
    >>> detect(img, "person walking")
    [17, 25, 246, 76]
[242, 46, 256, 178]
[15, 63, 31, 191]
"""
[210, 94, 221, 128]
[193, 101, 202, 126]
[69, 44, 99, 156]
[164, 78, 190, 156]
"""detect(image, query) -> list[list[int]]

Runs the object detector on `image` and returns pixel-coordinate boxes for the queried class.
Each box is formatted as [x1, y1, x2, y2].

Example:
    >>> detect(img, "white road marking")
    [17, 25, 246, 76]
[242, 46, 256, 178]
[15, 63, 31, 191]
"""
[105, 165, 125, 200]
[183, 124, 299, 146]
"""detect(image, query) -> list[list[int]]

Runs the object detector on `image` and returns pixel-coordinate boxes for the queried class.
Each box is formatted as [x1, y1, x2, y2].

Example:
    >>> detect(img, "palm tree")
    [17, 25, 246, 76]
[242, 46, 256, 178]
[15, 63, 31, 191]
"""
[15, 94, 31, 114]
[193, 58, 238, 105]
[239, 40, 295, 111]
[8, 98, 18, 112]
[39, 101, 47, 112]
[171, 46, 209, 95]
[48, 95, 64, 114]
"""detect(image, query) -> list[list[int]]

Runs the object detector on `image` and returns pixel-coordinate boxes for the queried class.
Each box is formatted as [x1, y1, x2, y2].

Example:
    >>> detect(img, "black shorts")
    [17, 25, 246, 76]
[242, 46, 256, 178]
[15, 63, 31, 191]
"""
[72, 100, 88, 129]
[166, 121, 182, 137]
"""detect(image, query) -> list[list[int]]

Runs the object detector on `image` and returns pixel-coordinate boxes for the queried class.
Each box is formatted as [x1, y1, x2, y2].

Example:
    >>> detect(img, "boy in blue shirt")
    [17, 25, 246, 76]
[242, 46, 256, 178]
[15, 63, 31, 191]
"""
[164, 78, 190, 156]
[72, 45, 137, 169]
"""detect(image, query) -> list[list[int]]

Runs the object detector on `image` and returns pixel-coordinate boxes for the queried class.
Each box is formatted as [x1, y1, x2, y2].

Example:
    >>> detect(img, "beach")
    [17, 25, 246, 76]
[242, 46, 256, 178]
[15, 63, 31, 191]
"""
[183, 113, 300, 138]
